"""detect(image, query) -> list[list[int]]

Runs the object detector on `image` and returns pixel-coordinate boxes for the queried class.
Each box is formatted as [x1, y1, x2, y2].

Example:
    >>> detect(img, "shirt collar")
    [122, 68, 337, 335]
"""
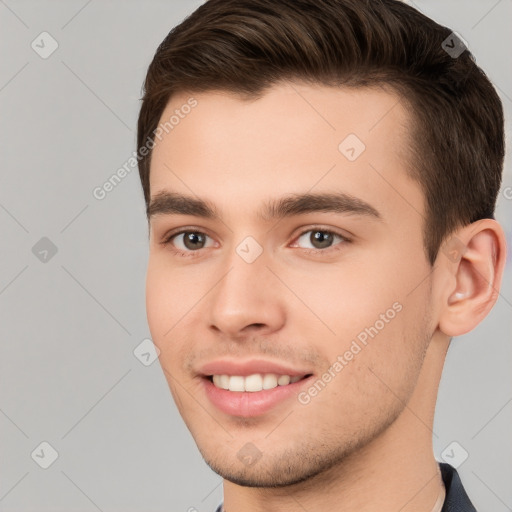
[440, 462, 477, 512]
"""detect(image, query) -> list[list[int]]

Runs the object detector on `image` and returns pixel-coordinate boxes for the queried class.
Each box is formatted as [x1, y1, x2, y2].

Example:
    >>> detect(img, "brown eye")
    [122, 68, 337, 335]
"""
[183, 232, 206, 250]
[310, 230, 334, 249]
[170, 231, 214, 251]
[295, 229, 347, 251]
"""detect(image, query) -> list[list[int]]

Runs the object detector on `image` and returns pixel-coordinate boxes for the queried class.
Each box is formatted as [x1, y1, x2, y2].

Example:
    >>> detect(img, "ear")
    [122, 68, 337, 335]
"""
[437, 219, 507, 337]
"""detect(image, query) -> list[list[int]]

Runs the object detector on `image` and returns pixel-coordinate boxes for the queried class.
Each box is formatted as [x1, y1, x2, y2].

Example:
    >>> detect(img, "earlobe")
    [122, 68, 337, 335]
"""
[438, 219, 506, 337]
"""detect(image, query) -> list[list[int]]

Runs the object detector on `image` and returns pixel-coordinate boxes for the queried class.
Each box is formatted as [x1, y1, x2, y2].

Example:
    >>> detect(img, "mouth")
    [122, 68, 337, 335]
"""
[200, 371, 314, 417]
[207, 372, 312, 392]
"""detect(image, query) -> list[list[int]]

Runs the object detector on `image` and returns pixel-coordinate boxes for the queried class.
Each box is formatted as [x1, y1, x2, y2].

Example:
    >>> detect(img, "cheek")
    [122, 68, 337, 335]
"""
[284, 251, 431, 387]
[309, 308, 428, 434]
[145, 257, 215, 377]
[279, 257, 404, 342]
[145, 258, 188, 367]
[145, 255, 202, 339]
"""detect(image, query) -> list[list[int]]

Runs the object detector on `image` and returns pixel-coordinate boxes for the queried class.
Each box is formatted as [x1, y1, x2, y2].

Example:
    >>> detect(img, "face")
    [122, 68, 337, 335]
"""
[146, 82, 437, 487]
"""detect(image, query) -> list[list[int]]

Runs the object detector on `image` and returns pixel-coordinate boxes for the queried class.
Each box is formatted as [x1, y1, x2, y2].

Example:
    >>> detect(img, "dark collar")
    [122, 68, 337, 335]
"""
[440, 462, 477, 512]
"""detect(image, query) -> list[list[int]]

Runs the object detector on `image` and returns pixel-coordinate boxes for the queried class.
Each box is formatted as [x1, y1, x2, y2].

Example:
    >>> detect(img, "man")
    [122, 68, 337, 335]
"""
[136, 0, 506, 510]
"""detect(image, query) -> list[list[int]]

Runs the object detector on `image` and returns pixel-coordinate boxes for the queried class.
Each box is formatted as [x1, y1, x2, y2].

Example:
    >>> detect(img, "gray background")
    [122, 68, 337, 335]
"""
[0, 0, 510, 511]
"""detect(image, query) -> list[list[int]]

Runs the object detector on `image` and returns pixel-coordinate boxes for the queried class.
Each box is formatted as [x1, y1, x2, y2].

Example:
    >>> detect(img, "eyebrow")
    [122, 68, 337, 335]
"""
[147, 191, 382, 222]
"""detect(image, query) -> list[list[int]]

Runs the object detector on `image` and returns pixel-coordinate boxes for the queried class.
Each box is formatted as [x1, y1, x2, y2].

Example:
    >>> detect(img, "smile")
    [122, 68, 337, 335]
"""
[202, 373, 314, 417]
[211, 373, 305, 392]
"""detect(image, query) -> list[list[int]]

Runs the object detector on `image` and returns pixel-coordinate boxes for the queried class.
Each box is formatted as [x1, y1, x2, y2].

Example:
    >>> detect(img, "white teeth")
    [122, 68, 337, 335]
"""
[244, 374, 263, 392]
[213, 374, 230, 390]
[262, 373, 278, 389]
[228, 376, 245, 392]
[211, 373, 304, 392]
[219, 374, 230, 390]
[277, 375, 290, 386]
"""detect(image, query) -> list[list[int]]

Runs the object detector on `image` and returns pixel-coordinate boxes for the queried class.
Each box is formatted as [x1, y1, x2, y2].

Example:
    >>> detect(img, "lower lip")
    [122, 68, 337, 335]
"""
[202, 376, 313, 417]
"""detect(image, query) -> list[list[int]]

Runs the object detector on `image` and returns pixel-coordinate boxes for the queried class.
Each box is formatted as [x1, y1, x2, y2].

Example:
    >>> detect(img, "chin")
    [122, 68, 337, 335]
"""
[198, 441, 358, 489]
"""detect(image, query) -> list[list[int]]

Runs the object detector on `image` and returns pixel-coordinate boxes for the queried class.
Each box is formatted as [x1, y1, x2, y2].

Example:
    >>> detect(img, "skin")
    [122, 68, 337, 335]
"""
[145, 82, 506, 512]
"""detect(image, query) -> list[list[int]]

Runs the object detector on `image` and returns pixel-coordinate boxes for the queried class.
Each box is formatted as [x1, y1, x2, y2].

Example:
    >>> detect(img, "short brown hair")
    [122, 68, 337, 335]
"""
[137, 0, 504, 264]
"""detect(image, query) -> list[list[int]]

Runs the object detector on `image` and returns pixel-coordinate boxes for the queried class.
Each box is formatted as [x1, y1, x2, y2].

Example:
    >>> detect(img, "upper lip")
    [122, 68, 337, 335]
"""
[198, 358, 313, 377]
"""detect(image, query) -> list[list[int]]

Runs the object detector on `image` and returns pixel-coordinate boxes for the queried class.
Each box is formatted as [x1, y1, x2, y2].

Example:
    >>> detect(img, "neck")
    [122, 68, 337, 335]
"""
[221, 335, 450, 512]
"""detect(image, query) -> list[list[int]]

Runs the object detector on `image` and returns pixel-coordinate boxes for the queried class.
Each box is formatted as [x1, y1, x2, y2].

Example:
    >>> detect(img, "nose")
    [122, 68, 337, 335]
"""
[207, 250, 286, 340]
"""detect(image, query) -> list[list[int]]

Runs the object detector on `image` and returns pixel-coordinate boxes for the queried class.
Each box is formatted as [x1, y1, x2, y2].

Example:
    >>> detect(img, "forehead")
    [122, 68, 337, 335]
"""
[149, 81, 422, 225]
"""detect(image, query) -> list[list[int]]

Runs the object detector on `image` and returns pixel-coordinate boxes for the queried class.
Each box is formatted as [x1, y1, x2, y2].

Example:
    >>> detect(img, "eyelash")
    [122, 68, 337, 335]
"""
[160, 226, 351, 258]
